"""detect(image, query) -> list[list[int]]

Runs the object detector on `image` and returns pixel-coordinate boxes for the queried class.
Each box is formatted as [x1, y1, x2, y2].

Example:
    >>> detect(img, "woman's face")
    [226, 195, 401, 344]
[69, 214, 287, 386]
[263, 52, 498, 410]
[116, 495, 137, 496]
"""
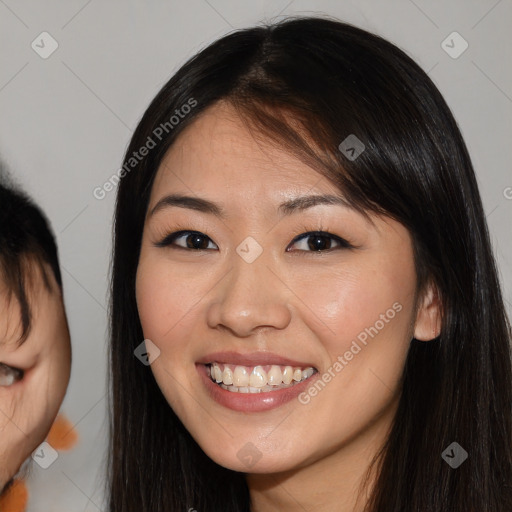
[136, 101, 437, 475]
[0, 262, 71, 491]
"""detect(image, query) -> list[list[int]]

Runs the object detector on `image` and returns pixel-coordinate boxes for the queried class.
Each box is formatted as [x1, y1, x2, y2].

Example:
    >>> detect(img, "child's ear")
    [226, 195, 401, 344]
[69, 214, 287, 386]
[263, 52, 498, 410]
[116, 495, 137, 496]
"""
[413, 281, 442, 341]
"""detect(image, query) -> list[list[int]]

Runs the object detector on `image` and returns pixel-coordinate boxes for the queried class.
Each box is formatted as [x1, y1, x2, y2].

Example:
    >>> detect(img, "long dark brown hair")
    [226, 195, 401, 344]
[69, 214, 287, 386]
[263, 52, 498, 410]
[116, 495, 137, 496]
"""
[108, 16, 512, 511]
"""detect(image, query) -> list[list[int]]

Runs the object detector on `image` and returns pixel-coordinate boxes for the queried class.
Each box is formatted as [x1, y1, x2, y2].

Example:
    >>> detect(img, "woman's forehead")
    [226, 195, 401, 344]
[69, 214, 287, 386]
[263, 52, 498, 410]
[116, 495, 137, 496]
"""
[153, 106, 334, 199]
[162, 107, 299, 166]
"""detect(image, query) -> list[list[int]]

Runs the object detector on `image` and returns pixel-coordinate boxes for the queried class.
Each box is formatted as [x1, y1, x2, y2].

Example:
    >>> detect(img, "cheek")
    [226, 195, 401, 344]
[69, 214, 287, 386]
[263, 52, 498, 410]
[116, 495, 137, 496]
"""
[287, 256, 417, 420]
[137, 261, 174, 337]
[48, 314, 72, 392]
[47, 340, 71, 410]
[293, 258, 415, 349]
[136, 256, 204, 417]
[0, 391, 16, 431]
[135, 255, 205, 352]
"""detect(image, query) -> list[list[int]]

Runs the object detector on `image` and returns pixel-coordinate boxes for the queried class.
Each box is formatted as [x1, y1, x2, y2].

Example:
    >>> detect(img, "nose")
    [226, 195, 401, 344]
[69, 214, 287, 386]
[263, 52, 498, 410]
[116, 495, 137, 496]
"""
[206, 255, 292, 338]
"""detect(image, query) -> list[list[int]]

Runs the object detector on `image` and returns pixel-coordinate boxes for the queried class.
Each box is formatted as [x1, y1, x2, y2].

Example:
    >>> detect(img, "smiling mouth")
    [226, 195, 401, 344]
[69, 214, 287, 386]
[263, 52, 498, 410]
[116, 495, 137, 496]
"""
[206, 362, 317, 393]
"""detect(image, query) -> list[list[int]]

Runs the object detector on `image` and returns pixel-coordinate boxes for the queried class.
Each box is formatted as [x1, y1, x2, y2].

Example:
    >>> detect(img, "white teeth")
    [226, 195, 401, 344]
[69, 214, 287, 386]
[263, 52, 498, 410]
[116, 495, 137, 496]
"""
[220, 383, 294, 393]
[209, 362, 316, 392]
[213, 364, 223, 383]
[267, 365, 282, 385]
[302, 367, 315, 379]
[222, 366, 233, 385]
[233, 366, 249, 387]
[249, 366, 266, 388]
[282, 366, 293, 385]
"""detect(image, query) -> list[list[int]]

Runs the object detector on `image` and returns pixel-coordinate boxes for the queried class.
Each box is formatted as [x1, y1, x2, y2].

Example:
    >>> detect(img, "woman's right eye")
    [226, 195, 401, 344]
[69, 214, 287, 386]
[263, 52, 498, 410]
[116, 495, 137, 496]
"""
[155, 231, 219, 251]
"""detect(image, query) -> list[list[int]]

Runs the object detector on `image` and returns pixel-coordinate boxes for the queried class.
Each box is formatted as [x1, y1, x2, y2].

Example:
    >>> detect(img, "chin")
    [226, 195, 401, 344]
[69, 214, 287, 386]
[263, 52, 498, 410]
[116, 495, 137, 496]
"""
[196, 437, 306, 474]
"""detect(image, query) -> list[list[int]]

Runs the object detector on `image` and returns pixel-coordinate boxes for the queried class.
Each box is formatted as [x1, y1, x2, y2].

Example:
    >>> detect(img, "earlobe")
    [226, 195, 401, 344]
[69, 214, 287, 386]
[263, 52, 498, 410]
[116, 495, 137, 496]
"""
[413, 282, 442, 341]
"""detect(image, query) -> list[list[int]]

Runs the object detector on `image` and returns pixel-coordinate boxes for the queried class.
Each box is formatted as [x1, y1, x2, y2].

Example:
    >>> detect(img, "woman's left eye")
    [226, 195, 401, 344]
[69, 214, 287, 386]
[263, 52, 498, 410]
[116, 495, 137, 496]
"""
[287, 231, 352, 252]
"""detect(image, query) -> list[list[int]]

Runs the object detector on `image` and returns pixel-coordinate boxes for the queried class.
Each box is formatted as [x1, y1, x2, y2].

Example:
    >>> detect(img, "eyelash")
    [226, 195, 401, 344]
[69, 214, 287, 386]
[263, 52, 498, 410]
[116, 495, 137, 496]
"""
[154, 224, 355, 254]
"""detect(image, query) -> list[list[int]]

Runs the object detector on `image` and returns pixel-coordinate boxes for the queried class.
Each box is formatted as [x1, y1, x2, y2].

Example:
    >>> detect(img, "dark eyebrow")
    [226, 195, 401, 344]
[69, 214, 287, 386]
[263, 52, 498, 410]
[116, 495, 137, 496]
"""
[278, 194, 351, 215]
[149, 193, 351, 219]
[149, 194, 226, 219]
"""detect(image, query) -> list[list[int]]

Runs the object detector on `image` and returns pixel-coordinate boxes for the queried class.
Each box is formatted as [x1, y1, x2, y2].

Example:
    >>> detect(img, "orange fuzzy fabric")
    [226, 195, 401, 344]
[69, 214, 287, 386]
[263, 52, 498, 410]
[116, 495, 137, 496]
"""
[0, 413, 78, 512]
[47, 414, 78, 451]
[0, 479, 28, 512]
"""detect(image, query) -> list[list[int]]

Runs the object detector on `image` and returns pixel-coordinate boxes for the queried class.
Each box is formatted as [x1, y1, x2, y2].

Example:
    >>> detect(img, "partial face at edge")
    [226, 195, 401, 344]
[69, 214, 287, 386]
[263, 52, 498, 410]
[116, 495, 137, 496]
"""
[0, 262, 71, 491]
[135, 101, 439, 475]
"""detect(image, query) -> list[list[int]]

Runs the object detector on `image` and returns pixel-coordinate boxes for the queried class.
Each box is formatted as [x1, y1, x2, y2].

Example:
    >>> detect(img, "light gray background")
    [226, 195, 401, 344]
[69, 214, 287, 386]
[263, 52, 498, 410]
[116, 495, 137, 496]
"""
[0, 0, 510, 510]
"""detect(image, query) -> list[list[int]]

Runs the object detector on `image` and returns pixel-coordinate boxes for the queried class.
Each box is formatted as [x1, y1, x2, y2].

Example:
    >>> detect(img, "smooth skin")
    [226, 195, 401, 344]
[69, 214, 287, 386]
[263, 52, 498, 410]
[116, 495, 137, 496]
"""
[0, 261, 71, 492]
[136, 101, 441, 512]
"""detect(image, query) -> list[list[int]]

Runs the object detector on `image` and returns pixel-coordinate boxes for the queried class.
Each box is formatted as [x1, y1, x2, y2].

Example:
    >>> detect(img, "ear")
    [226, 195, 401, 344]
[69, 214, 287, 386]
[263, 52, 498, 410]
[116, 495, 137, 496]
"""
[413, 282, 442, 341]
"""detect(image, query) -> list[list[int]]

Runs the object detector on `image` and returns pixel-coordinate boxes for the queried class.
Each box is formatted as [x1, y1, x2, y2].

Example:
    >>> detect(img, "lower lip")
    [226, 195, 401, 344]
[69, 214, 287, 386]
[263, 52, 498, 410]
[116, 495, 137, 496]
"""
[196, 364, 318, 412]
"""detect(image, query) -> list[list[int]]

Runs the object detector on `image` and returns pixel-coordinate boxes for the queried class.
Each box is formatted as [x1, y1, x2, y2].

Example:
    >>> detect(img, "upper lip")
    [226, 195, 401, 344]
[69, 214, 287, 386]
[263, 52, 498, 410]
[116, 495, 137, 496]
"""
[197, 351, 316, 368]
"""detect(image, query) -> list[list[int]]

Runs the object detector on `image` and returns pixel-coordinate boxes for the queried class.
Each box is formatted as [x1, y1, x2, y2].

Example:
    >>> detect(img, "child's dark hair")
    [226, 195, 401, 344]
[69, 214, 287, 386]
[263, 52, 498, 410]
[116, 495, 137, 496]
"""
[0, 164, 62, 343]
